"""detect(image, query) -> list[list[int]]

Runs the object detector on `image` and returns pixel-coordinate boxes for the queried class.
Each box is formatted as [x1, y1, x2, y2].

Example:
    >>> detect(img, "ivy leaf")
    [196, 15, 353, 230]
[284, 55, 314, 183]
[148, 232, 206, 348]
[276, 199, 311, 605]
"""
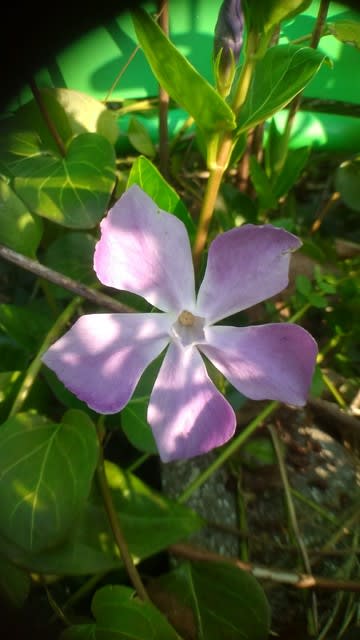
[0, 411, 99, 553]
[0, 176, 43, 257]
[0, 460, 202, 575]
[237, 46, 326, 134]
[157, 561, 270, 640]
[93, 585, 181, 640]
[1, 132, 116, 228]
[132, 8, 236, 134]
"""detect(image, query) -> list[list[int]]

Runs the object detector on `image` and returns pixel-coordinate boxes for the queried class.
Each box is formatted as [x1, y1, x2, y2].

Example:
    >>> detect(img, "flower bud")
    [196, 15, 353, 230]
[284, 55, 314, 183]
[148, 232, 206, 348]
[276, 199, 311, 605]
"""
[214, 0, 244, 97]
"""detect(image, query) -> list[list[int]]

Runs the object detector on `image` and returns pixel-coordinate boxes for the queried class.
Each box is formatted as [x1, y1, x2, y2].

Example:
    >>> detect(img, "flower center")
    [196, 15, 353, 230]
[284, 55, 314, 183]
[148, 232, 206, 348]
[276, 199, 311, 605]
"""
[171, 310, 205, 348]
[178, 310, 196, 326]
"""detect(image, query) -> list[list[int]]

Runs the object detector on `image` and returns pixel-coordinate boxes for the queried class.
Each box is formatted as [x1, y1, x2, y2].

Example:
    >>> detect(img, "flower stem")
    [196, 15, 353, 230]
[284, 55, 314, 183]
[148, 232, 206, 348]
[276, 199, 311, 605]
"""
[8, 297, 81, 418]
[157, 0, 170, 178]
[95, 424, 150, 602]
[192, 32, 258, 271]
[178, 401, 279, 503]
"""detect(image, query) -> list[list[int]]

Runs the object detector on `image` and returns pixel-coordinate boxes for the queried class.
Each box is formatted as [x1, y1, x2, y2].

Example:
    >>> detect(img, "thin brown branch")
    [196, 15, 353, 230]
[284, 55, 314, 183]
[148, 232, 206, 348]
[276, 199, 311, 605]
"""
[0, 244, 132, 313]
[96, 425, 150, 602]
[169, 543, 360, 593]
[308, 397, 360, 437]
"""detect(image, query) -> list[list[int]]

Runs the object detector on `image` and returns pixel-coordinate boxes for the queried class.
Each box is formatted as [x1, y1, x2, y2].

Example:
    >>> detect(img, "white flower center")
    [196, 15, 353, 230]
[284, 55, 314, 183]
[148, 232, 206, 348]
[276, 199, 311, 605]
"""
[171, 309, 205, 347]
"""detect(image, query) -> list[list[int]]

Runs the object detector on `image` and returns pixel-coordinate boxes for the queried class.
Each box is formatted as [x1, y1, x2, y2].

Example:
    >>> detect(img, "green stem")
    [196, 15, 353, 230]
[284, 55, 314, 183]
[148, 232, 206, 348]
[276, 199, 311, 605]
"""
[178, 401, 278, 503]
[95, 424, 150, 602]
[192, 32, 259, 271]
[158, 0, 170, 178]
[8, 297, 81, 417]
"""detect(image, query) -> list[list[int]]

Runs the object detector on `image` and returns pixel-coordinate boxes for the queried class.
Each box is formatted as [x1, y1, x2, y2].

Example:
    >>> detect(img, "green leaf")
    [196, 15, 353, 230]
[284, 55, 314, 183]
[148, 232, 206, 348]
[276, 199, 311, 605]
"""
[122, 399, 157, 454]
[128, 117, 156, 158]
[327, 20, 360, 50]
[121, 355, 160, 454]
[0, 411, 99, 553]
[44, 232, 97, 298]
[132, 9, 236, 134]
[249, 156, 278, 209]
[0, 176, 43, 257]
[335, 156, 360, 212]
[49, 88, 119, 144]
[127, 155, 195, 237]
[93, 585, 181, 640]
[296, 274, 312, 297]
[237, 46, 326, 134]
[243, 0, 311, 34]
[2, 132, 116, 228]
[0, 303, 53, 351]
[272, 147, 310, 198]
[0, 460, 202, 575]
[8, 93, 73, 154]
[0, 555, 30, 608]
[158, 562, 270, 640]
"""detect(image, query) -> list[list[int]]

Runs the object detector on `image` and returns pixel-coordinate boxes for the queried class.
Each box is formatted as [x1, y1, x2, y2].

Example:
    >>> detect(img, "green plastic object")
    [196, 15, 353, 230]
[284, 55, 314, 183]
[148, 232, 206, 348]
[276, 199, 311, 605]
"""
[15, 0, 360, 152]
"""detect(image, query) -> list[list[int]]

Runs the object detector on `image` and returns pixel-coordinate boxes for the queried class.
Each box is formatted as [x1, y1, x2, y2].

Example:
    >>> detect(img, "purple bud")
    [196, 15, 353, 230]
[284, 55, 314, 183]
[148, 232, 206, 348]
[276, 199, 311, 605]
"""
[214, 0, 244, 65]
[214, 0, 244, 95]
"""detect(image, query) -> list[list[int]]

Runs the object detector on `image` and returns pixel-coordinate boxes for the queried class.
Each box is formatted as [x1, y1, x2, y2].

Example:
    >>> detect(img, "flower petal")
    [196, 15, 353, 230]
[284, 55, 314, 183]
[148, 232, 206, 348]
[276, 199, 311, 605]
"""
[94, 185, 196, 313]
[200, 323, 317, 406]
[42, 313, 172, 413]
[148, 342, 236, 462]
[196, 224, 301, 323]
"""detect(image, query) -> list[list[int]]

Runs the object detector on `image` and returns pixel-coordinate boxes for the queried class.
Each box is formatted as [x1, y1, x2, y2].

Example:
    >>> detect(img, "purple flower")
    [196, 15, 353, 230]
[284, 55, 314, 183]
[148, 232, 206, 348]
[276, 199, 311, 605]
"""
[42, 186, 317, 462]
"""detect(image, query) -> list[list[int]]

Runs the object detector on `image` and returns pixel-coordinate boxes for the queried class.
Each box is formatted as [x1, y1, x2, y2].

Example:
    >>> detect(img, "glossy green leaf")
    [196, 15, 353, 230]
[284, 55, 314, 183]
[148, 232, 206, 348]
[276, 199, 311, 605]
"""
[0, 460, 202, 575]
[127, 155, 195, 236]
[93, 585, 181, 640]
[335, 156, 360, 212]
[128, 116, 156, 158]
[44, 232, 97, 298]
[0, 555, 30, 607]
[243, 0, 311, 34]
[0, 176, 43, 257]
[327, 20, 360, 50]
[1, 132, 116, 228]
[132, 9, 236, 134]
[158, 561, 270, 640]
[0, 411, 99, 553]
[237, 46, 326, 134]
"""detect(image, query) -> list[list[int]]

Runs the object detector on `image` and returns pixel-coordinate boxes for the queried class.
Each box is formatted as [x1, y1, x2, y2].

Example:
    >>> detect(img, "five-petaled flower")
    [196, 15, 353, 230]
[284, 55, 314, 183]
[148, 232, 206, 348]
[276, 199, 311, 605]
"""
[42, 186, 317, 462]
